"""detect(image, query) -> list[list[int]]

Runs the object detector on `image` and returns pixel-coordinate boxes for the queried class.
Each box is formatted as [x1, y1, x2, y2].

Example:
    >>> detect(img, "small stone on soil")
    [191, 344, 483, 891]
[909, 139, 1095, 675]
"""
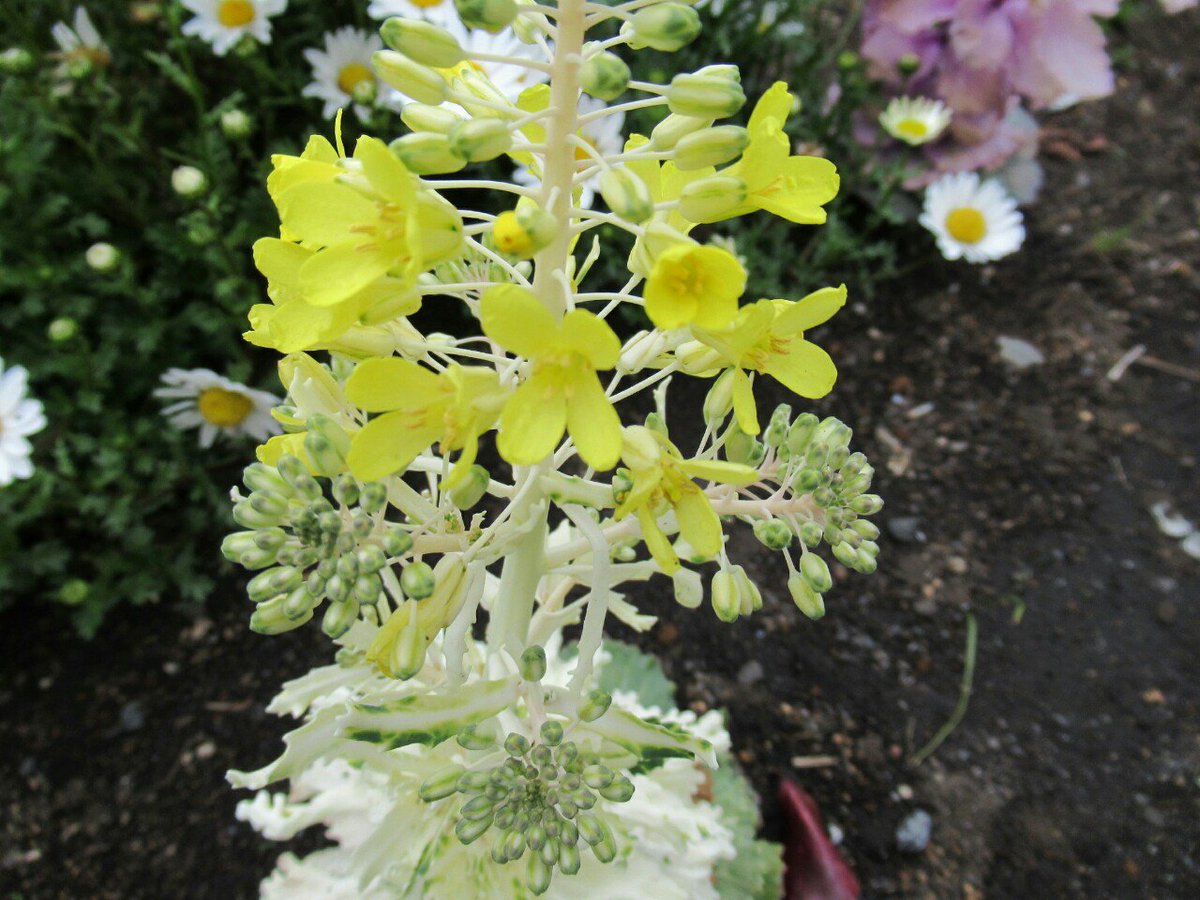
[996, 336, 1046, 369]
[119, 701, 146, 732]
[896, 809, 933, 853]
[888, 516, 926, 544]
[737, 660, 764, 687]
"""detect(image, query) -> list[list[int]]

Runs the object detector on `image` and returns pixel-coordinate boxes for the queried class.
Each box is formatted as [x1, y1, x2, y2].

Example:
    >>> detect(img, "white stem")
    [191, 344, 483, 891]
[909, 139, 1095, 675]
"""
[563, 505, 612, 694]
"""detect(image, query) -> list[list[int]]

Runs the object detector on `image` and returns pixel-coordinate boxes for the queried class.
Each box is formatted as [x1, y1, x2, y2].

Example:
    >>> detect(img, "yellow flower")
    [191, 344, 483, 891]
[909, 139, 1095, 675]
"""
[273, 136, 463, 307]
[643, 242, 747, 331]
[480, 285, 622, 470]
[719, 82, 840, 225]
[344, 358, 506, 486]
[694, 285, 847, 434]
[615, 426, 759, 574]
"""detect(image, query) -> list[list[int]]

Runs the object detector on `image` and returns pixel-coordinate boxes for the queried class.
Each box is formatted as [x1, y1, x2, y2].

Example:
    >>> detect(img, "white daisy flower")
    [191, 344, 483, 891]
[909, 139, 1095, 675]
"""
[180, 0, 287, 57]
[50, 7, 111, 69]
[515, 96, 625, 208]
[154, 368, 281, 449]
[367, 0, 458, 19]
[879, 96, 953, 146]
[303, 26, 401, 121]
[0, 356, 47, 488]
[919, 172, 1025, 264]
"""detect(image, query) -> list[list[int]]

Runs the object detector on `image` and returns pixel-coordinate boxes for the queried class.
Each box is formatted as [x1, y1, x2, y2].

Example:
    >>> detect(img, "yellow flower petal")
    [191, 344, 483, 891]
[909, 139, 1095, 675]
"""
[765, 340, 838, 399]
[752, 156, 840, 225]
[644, 244, 746, 331]
[497, 371, 567, 465]
[256, 433, 313, 470]
[637, 506, 679, 574]
[565, 372, 622, 471]
[679, 458, 759, 486]
[674, 485, 723, 560]
[772, 284, 847, 334]
[346, 358, 442, 412]
[355, 136, 414, 204]
[480, 285, 558, 358]
[730, 367, 760, 435]
[253, 238, 313, 305]
[299, 243, 393, 307]
[347, 411, 442, 481]
[560, 309, 621, 370]
[277, 182, 378, 248]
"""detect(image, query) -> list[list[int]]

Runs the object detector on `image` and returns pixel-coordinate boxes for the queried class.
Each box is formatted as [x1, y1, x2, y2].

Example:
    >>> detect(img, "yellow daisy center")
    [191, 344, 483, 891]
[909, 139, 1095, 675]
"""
[337, 63, 375, 95]
[895, 118, 928, 140]
[217, 0, 256, 28]
[946, 207, 987, 244]
[198, 387, 254, 428]
[410, 0, 448, 7]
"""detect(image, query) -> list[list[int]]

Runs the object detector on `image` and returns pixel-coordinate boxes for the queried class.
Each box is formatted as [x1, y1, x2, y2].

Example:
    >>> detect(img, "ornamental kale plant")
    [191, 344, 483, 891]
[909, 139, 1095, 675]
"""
[223, 1, 883, 895]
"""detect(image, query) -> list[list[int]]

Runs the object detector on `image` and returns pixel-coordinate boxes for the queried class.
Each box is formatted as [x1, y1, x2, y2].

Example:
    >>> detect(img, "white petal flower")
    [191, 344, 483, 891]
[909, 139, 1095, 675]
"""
[302, 27, 401, 121]
[153, 368, 281, 449]
[919, 172, 1025, 264]
[50, 6, 111, 73]
[367, 0, 459, 19]
[879, 96, 952, 146]
[515, 96, 625, 208]
[180, 0, 288, 57]
[0, 356, 47, 488]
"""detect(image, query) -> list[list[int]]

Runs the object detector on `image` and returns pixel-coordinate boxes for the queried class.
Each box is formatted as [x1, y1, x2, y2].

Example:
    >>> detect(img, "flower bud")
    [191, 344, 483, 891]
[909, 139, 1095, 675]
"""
[456, 813, 493, 843]
[701, 369, 736, 424]
[455, 0, 518, 32]
[389, 614, 429, 680]
[725, 427, 765, 466]
[800, 552, 833, 593]
[578, 690, 612, 722]
[650, 113, 713, 151]
[850, 493, 884, 515]
[598, 167, 654, 224]
[788, 572, 825, 620]
[897, 53, 921, 76]
[527, 853, 552, 895]
[710, 569, 740, 622]
[85, 242, 120, 272]
[233, 500, 282, 530]
[400, 102, 465, 135]
[401, 561, 436, 600]
[220, 108, 251, 138]
[787, 412, 819, 453]
[321, 596, 360, 638]
[284, 585, 316, 620]
[448, 463, 490, 509]
[170, 165, 207, 198]
[382, 526, 413, 557]
[47, 317, 79, 342]
[381, 17, 466, 68]
[492, 204, 557, 258]
[799, 520, 824, 548]
[520, 645, 547, 681]
[618, 329, 669, 374]
[58, 579, 90, 606]
[674, 125, 748, 171]
[753, 519, 793, 551]
[420, 764, 467, 802]
[814, 415, 852, 450]
[851, 519, 880, 541]
[671, 566, 703, 609]
[668, 69, 746, 119]
[458, 724, 496, 751]
[580, 49, 630, 101]
[732, 565, 761, 614]
[250, 594, 313, 634]
[0, 47, 34, 74]
[304, 419, 350, 477]
[277, 455, 323, 500]
[449, 118, 513, 162]
[373, 50, 447, 105]
[678, 175, 747, 223]
[831, 541, 859, 570]
[540, 720, 564, 746]
[625, 4, 702, 52]
[389, 133, 467, 175]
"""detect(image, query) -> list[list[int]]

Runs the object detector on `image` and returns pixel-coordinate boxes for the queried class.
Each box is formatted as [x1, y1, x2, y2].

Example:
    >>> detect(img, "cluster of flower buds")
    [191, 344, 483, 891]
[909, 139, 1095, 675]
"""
[223, 455, 413, 638]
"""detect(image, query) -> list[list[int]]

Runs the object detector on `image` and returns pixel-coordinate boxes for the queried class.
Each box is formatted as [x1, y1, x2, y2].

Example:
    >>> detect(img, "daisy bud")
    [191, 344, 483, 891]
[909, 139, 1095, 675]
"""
[381, 17, 466, 68]
[454, 0, 518, 33]
[446, 118, 511, 163]
[650, 113, 713, 150]
[625, 4, 702, 52]
[400, 102, 465, 135]
[47, 317, 79, 342]
[0, 47, 34, 74]
[321, 596, 360, 638]
[373, 50, 447, 105]
[598, 167, 654, 224]
[788, 572, 825, 620]
[578, 690, 612, 723]
[58, 579, 90, 606]
[897, 53, 921, 76]
[678, 175, 747, 223]
[170, 165, 207, 198]
[85, 242, 120, 272]
[389, 133, 466, 175]
[580, 49, 630, 101]
[493, 204, 557, 258]
[667, 68, 745, 119]
[710, 569, 740, 622]
[754, 519, 793, 551]
[674, 125, 748, 171]
[520, 645, 547, 682]
[671, 566, 703, 609]
[219, 109, 251, 139]
[250, 595, 313, 634]
[401, 561, 436, 600]
[800, 552, 833, 593]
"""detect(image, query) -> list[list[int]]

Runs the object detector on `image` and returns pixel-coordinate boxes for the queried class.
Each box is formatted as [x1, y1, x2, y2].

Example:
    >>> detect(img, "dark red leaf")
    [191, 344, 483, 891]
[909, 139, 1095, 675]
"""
[780, 779, 861, 900]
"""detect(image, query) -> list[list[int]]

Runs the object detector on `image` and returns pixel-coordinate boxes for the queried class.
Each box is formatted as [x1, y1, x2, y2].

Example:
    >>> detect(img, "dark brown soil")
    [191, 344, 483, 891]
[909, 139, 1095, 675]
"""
[3, 9, 1199, 900]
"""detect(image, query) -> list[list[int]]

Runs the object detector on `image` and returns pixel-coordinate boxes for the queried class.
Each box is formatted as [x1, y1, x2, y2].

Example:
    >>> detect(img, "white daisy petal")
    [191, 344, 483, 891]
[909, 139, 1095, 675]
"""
[154, 367, 282, 449]
[920, 172, 1025, 264]
[180, 0, 287, 57]
[0, 356, 47, 487]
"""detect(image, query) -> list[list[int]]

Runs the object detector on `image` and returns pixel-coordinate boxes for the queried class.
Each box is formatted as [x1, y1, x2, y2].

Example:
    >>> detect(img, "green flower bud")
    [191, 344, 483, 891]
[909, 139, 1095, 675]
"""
[456, 812, 493, 844]
[448, 118, 513, 162]
[854, 552, 878, 575]
[454, 0, 517, 32]
[381, 17, 465, 68]
[761, 404, 792, 449]
[244, 462, 293, 497]
[526, 851, 552, 895]
[220, 108, 251, 138]
[504, 732, 531, 756]
[799, 553, 833, 593]
[701, 368, 736, 425]
[85, 242, 120, 272]
[671, 566, 704, 609]
[793, 468, 821, 493]
[359, 482, 388, 514]
[304, 417, 350, 476]
[382, 526, 413, 558]
[580, 49, 630, 101]
[248, 490, 288, 519]
[575, 812, 605, 846]
[559, 840, 582, 874]
[503, 829, 527, 861]
[355, 545, 386, 573]
[677, 174, 748, 223]
[814, 416, 852, 450]
[461, 794, 497, 820]
[389, 133, 467, 175]
[599, 776, 635, 802]
[787, 412, 820, 454]
[277, 455, 323, 500]
[353, 573, 380, 604]
[831, 541, 859, 569]
[850, 494, 884, 515]
[897, 53, 921, 76]
[321, 596, 359, 638]
[247, 567, 297, 603]
[58, 579, 90, 606]
[448, 464, 490, 509]
[420, 764, 467, 802]
[710, 569, 740, 622]
[331, 474, 359, 507]
[725, 427, 765, 466]
[457, 724, 496, 751]
[221, 530, 260, 562]
[249, 594, 313, 634]
[284, 585, 316, 620]
[324, 573, 351, 603]
[400, 561, 436, 599]
[668, 69, 746, 119]
[650, 113, 713, 150]
[626, 4, 702, 52]
[851, 519, 880, 541]
[788, 572, 825, 620]
[0, 47, 35, 74]
[540, 721, 564, 746]
[598, 167, 655, 224]
[674, 125, 748, 171]
[754, 519, 794, 551]
[400, 102, 465, 135]
[389, 615, 428, 680]
[732, 565, 761, 614]
[373, 50, 447, 105]
[520, 645, 547, 682]
[579, 690, 612, 723]
[593, 836, 617, 863]
[47, 317, 79, 342]
[799, 520, 824, 548]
